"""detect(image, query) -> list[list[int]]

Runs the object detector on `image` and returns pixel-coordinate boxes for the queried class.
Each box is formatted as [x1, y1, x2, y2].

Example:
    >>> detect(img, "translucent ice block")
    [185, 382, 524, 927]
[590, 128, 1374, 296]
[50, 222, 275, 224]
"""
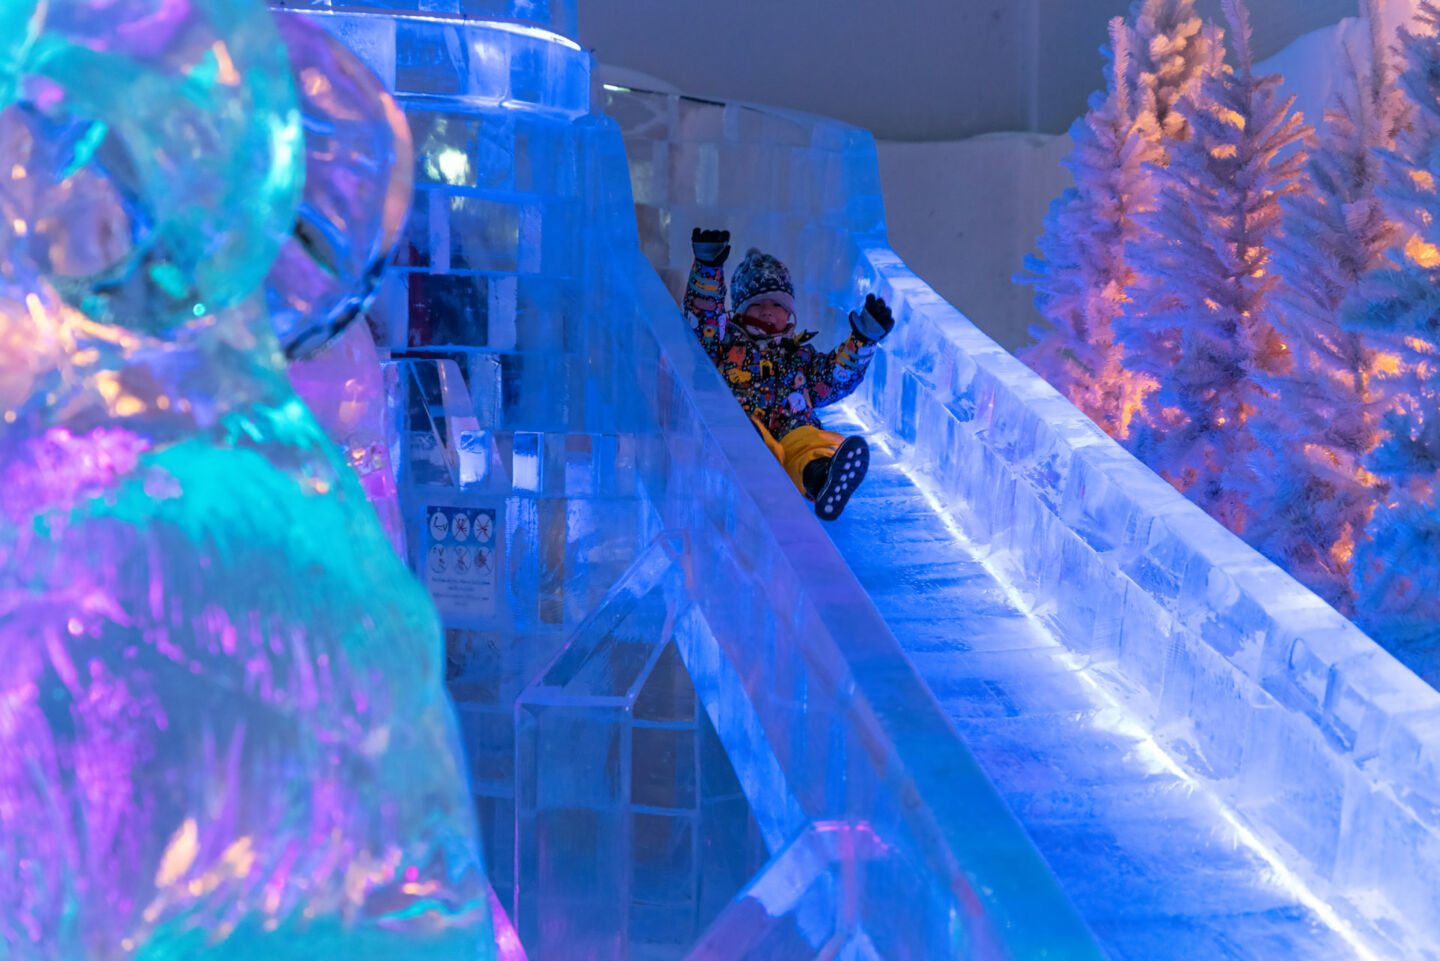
[271, 0, 579, 41]
[267, 12, 415, 360]
[289, 320, 407, 555]
[515, 535, 769, 960]
[683, 821, 955, 961]
[289, 9, 589, 118]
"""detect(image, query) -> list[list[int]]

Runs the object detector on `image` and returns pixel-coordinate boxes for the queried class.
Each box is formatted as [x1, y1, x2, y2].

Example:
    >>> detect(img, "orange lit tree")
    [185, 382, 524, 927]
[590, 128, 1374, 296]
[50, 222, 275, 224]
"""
[1116, 0, 1309, 534]
[1341, 0, 1440, 675]
[1019, 0, 1221, 439]
[1243, 0, 1405, 613]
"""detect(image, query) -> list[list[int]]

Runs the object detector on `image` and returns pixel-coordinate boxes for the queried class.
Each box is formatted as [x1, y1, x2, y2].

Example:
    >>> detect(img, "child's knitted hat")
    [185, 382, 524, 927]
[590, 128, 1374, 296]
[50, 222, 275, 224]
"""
[731, 248, 795, 318]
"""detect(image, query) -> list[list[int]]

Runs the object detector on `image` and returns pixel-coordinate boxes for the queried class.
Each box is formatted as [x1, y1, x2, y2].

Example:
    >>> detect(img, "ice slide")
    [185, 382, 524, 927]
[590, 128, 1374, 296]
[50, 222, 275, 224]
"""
[596, 89, 1440, 961]
[268, 5, 1437, 960]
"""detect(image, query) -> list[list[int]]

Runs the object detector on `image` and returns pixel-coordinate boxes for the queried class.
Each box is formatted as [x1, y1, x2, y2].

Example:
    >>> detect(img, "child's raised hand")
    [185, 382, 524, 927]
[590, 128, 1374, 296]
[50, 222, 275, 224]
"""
[850, 294, 895, 344]
[691, 228, 731, 266]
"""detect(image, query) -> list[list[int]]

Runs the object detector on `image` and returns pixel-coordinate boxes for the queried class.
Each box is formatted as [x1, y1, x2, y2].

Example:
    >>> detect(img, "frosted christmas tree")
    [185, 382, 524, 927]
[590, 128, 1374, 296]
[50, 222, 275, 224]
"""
[1342, 0, 1440, 679]
[1018, 20, 1158, 438]
[1124, 0, 1226, 142]
[1021, 0, 1221, 439]
[1118, 0, 1309, 533]
[1244, 0, 1405, 613]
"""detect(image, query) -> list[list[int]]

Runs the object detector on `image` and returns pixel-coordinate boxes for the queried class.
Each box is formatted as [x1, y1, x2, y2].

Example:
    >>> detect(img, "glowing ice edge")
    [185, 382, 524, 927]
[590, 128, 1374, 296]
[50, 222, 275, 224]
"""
[843, 236, 1440, 954]
[287, 6, 590, 122]
[845, 238, 1440, 954]
[290, 7, 582, 51]
[857, 418, 1384, 961]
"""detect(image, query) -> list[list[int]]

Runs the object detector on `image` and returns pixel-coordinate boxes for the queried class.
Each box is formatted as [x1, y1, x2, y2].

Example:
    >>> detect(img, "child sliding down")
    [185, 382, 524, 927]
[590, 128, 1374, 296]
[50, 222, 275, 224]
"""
[684, 227, 895, 521]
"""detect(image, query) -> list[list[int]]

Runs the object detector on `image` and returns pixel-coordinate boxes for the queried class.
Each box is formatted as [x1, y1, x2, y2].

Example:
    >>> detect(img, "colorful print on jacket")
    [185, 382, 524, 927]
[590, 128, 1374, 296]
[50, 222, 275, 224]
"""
[683, 257, 876, 439]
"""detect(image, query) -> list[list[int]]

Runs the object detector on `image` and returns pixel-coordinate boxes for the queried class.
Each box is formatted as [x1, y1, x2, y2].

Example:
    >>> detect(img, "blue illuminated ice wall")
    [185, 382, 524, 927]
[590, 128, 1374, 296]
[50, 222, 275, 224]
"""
[283, 4, 1108, 958]
[270, 4, 620, 924]
[283, 3, 1440, 959]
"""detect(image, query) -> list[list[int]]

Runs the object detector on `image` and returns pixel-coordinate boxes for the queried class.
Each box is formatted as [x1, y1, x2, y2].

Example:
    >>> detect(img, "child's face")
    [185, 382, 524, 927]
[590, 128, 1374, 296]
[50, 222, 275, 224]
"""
[741, 298, 792, 336]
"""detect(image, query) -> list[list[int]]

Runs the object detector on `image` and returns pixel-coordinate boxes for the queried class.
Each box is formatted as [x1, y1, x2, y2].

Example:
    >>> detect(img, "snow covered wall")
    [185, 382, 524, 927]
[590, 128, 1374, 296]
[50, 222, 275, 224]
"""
[604, 84, 1440, 959]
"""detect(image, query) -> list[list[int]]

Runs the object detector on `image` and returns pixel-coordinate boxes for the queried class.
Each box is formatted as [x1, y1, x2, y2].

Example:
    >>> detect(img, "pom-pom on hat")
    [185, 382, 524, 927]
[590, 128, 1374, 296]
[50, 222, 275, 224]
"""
[731, 248, 795, 318]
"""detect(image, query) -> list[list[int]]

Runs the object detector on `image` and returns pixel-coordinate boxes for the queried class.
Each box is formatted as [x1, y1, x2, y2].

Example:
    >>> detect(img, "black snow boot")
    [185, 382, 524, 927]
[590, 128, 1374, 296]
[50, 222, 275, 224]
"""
[805, 436, 869, 521]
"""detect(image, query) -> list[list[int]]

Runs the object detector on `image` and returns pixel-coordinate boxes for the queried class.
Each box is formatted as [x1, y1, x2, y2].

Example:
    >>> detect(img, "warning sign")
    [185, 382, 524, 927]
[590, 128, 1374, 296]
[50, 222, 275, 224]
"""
[422, 504, 499, 619]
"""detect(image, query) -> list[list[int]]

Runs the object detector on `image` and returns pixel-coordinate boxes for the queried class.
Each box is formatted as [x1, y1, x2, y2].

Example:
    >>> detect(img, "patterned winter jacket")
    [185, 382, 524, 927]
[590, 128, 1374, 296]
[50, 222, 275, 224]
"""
[683, 257, 876, 439]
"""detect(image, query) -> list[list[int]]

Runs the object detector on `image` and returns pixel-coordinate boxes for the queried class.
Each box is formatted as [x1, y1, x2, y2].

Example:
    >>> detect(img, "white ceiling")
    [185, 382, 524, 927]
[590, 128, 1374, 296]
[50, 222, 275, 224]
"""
[579, 0, 1361, 141]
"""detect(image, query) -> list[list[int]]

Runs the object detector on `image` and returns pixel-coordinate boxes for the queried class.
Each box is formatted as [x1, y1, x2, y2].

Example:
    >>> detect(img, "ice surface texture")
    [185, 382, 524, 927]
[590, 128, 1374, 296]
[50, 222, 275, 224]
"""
[0, 3, 300, 333]
[277, 6, 589, 113]
[267, 12, 415, 361]
[273, 12, 411, 555]
[0, 1, 493, 957]
[288, 320, 407, 556]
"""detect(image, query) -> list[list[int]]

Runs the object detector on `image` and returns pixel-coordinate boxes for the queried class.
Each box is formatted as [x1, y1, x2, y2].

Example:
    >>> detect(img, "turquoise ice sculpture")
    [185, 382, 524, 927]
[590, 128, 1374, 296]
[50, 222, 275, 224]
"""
[273, 12, 415, 555]
[0, 2, 494, 958]
[267, 11, 415, 362]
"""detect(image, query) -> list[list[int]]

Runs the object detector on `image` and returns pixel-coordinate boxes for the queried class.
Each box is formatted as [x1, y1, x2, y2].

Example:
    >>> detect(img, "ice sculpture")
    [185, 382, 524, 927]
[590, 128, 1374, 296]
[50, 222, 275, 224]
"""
[0, 1, 493, 957]
[272, 12, 413, 555]
[267, 12, 415, 362]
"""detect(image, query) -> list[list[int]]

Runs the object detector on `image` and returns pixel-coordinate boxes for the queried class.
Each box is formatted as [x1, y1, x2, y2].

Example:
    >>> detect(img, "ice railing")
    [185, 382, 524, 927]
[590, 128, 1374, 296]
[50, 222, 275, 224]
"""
[270, 4, 588, 116]
[603, 86, 1440, 948]
[526, 119, 1109, 959]
[272, 0, 579, 41]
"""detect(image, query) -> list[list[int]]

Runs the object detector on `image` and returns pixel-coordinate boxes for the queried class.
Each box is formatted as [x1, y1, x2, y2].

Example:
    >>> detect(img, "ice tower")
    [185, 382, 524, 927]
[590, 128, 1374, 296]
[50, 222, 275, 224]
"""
[269, 0, 643, 921]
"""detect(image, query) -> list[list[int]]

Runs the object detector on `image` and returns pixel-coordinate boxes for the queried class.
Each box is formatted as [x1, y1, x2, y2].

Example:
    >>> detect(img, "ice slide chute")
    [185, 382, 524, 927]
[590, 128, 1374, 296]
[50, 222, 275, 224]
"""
[601, 85, 1440, 961]
[249, 5, 1440, 958]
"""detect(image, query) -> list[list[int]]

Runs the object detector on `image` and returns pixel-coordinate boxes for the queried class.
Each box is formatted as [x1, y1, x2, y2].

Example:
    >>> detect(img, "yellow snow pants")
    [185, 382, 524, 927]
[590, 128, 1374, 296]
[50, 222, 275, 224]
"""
[751, 416, 842, 498]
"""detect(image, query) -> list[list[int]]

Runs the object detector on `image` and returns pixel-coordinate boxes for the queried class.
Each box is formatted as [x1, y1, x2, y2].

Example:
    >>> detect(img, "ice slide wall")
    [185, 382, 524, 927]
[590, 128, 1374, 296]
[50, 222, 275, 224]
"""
[284, 4, 1438, 957]
[603, 85, 1440, 956]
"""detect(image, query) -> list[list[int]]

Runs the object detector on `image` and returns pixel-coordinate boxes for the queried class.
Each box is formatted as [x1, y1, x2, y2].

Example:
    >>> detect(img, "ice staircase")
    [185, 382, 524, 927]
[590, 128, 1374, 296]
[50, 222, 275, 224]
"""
[600, 86, 1440, 961]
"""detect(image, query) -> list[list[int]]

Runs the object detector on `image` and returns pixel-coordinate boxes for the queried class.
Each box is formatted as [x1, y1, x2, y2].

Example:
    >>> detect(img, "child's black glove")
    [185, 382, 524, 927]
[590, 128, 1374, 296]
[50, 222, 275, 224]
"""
[691, 228, 731, 267]
[849, 294, 895, 344]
